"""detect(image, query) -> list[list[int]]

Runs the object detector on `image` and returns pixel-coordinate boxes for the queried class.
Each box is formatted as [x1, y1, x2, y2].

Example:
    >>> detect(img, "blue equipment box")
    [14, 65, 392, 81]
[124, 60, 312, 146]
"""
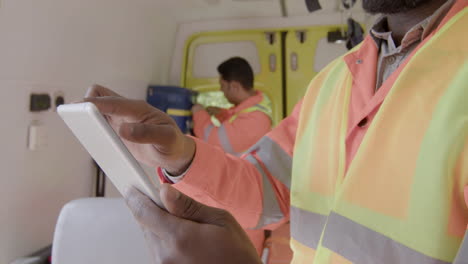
[146, 86, 197, 134]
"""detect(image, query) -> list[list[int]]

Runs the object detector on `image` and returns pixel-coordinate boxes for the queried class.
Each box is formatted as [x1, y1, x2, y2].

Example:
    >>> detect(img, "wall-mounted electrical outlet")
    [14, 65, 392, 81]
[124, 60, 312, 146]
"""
[30, 93, 51, 112]
[27, 121, 48, 151]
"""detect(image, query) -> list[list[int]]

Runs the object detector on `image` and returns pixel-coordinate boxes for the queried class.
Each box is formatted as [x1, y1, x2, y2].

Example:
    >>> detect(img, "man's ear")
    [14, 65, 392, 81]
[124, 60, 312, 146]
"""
[230, 81, 243, 92]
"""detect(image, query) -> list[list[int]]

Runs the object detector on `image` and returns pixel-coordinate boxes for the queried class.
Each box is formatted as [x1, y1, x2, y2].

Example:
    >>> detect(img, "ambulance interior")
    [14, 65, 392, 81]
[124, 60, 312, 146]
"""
[1, 0, 375, 263]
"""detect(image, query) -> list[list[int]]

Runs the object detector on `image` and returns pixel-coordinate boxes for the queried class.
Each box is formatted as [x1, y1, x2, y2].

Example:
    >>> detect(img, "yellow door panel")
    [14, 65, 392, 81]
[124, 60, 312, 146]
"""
[285, 26, 348, 115]
[182, 25, 354, 121]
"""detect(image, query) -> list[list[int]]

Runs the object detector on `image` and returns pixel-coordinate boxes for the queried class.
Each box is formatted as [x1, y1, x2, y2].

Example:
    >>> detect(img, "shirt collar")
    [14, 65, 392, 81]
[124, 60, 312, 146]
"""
[231, 91, 262, 113]
[370, 0, 455, 50]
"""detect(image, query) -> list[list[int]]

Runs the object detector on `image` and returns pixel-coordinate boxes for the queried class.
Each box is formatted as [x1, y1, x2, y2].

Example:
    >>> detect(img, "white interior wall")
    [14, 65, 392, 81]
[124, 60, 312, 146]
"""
[0, 0, 175, 262]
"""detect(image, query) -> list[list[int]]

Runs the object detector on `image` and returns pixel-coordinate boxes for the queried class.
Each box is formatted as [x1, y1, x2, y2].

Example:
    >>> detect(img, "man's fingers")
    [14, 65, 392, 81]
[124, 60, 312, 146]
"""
[85, 84, 121, 98]
[84, 96, 152, 121]
[119, 122, 178, 146]
[125, 187, 192, 240]
[160, 184, 233, 227]
[142, 229, 170, 263]
[206, 106, 222, 115]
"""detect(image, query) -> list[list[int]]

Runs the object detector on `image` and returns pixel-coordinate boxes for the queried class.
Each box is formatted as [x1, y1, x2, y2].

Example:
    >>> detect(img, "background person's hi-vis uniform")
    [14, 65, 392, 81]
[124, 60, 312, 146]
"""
[161, 1, 468, 263]
[193, 91, 272, 157]
[192, 91, 273, 256]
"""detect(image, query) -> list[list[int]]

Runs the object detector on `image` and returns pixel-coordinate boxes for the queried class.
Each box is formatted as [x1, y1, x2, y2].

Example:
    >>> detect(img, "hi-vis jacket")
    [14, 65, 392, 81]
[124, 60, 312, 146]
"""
[192, 91, 273, 255]
[164, 1, 468, 263]
[192, 91, 272, 157]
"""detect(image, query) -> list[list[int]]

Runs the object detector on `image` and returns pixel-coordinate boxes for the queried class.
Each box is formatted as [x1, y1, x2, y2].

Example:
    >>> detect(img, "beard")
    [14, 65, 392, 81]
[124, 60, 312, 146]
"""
[362, 0, 434, 14]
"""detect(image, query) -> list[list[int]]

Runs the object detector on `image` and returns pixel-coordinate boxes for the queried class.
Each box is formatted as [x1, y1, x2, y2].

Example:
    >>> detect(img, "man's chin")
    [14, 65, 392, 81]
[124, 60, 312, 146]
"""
[362, 0, 433, 14]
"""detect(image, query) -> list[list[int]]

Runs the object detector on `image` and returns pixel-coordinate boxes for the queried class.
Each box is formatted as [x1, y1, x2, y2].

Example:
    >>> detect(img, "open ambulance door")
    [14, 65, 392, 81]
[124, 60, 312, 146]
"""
[182, 30, 284, 125]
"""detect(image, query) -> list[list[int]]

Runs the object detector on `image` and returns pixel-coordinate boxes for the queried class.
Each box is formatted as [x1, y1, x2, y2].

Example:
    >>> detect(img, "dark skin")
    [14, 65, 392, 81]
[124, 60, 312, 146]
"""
[85, 85, 261, 264]
[84, 1, 452, 263]
[385, 0, 449, 45]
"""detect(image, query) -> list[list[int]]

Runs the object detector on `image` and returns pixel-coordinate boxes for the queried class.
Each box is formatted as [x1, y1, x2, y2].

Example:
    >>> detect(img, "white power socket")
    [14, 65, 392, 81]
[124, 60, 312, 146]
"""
[28, 121, 48, 150]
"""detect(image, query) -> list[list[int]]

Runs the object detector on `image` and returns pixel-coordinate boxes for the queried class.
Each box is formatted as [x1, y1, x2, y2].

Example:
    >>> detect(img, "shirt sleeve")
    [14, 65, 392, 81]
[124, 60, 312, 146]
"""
[164, 101, 303, 230]
[202, 111, 272, 156]
[192, 109, 212, 140]
[215, 109, 230, 122]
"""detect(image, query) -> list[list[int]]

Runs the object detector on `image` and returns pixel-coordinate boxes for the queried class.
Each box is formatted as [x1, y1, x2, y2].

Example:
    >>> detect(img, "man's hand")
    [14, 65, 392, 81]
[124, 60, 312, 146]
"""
[191, 104, 205, 113]
[206, 106, 223, 116]
[125, 185, 262, 264]
[85, 84, 195, 175]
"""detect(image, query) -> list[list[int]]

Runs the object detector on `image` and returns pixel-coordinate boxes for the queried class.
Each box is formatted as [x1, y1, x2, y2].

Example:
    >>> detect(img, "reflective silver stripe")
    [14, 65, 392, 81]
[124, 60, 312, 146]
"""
[290, 206, 327, 249]
[204, 124, 214, 141]
[250, 136, 292, 189]
[254, 103, 269, 113]
[218, 125, 240, 156]
[246, 155, 284, 229]
[322, 212, 451, 264]
[454, 233, 468, 264]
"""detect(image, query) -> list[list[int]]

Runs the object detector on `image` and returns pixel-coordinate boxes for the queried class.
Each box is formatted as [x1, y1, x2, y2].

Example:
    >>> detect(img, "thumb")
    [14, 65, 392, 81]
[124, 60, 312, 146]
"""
[119, 122, 178, 146]
[160, 184, 231, 226]
[84, 84, 121, 98]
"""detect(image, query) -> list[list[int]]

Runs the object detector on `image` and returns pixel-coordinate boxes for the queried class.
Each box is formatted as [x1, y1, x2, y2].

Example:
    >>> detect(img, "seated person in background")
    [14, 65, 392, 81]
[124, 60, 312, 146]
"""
[190, 57, 273, 257]
[191, 57, 272, 157]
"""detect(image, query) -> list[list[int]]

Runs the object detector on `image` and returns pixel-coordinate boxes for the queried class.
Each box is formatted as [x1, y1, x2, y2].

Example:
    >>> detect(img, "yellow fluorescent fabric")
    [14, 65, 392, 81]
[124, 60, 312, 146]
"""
[290, 5, 468, 264]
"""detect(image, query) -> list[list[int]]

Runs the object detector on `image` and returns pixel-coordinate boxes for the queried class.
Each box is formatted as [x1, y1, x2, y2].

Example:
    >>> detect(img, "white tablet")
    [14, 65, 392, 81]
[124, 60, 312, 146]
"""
[58, 102, 163, 208]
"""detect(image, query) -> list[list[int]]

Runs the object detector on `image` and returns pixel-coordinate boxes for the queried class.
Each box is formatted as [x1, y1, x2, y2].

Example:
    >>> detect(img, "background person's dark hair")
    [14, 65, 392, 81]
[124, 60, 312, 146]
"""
[217, 57, 254, 90]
